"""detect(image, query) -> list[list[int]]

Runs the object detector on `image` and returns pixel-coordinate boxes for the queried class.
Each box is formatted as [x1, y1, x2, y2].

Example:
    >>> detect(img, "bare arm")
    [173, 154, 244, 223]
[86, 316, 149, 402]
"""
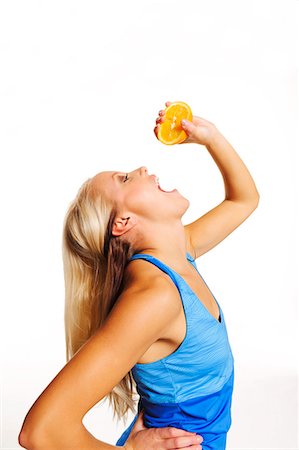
[184, 122, 259, 259]
[18, 276, 186, 450]
[155, 104, 260, 260]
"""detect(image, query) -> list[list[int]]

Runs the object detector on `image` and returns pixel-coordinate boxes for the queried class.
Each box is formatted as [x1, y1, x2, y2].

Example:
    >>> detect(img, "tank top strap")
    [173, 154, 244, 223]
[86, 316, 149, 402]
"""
[131, 252, 194, 262]
[129, 253, 182, 292]
[186, 251, 197, 266]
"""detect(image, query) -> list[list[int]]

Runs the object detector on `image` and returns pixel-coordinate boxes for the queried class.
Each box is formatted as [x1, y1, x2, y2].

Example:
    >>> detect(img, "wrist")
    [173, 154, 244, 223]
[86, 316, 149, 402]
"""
[204, 126, 224, 148]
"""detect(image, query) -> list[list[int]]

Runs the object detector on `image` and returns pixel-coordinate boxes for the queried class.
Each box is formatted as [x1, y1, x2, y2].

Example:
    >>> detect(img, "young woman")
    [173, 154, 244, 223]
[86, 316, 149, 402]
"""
[18, 102, 259, 450]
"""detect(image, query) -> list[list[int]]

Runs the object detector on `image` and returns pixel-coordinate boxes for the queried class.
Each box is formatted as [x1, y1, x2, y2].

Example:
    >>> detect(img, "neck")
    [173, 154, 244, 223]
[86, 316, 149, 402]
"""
[134, 220, 192, 274]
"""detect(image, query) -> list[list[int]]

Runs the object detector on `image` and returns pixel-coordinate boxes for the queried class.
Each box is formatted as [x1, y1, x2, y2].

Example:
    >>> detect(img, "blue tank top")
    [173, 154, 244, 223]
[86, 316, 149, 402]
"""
[115, 252, 234, 450]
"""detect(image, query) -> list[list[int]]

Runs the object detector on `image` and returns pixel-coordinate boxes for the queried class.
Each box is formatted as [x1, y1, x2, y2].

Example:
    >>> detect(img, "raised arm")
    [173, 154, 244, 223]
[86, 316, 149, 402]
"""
[184, 122, 259, 259]
[155, 105, 260, 260]
[18, 275, 198, 450]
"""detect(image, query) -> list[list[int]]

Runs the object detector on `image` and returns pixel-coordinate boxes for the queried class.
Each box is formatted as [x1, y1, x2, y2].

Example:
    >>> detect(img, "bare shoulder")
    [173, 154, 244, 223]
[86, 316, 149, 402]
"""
[119, 257, 183, 331]
[124, 259, 177, 294]
[108, 267, 181, 345]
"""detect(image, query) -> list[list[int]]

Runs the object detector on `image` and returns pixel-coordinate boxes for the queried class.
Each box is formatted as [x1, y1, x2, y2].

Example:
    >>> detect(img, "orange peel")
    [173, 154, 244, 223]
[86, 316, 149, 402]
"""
[157, 101, 193, 145]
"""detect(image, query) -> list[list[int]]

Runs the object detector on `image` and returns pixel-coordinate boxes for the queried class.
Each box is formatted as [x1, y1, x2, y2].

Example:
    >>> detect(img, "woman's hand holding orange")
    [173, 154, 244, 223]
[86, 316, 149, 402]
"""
[154, 101, 219, 147]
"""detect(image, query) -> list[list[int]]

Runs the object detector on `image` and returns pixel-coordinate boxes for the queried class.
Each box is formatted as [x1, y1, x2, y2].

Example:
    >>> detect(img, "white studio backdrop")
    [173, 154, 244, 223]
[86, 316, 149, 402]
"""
[0, 0, 298, 449]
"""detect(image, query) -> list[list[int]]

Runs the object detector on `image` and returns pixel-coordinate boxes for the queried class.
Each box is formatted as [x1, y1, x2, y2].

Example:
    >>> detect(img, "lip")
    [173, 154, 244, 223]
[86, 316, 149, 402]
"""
[149, 173, 177, 193]
[150, 174, 159, 187]
[159, 186, 177, 193]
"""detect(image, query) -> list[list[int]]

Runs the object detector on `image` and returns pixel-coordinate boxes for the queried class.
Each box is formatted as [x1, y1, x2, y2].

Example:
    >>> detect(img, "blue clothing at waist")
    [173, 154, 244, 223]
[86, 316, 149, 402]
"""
[115, 368, 234, 449]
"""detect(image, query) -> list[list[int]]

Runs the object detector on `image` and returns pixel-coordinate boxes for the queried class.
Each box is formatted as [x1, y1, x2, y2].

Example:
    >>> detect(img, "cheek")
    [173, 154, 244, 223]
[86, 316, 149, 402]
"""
[124, 188, 161, 214]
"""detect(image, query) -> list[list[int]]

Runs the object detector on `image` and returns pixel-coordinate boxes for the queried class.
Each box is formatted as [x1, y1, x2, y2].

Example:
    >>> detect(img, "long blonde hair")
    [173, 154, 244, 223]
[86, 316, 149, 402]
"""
[62, 176, 138, 423]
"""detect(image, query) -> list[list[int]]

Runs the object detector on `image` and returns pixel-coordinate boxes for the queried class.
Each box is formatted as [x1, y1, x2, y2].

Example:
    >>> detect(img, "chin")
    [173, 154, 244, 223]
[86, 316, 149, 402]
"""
[178, 195, 190, 216]
[184, 198, 191, 213]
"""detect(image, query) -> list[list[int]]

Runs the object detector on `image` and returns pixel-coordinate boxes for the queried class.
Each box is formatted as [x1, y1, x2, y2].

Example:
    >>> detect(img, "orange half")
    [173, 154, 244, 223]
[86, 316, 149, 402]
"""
[157, 101, 193, 145]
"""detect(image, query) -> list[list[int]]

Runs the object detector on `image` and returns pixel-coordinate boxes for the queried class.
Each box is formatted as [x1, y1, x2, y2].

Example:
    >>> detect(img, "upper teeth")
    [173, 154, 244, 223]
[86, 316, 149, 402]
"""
[155, 176, 160, 185]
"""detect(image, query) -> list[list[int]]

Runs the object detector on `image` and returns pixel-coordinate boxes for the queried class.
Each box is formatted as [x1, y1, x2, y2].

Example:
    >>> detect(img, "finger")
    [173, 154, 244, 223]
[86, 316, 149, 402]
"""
[171, 435, 203, 449]
[158, 427, 199, 439]
[165, 101, 171, 107]
[176, 445, 202, 450]
[159, 110, 165, 116]
[156, 116, 165, 124]
[166, 434, 203, 450]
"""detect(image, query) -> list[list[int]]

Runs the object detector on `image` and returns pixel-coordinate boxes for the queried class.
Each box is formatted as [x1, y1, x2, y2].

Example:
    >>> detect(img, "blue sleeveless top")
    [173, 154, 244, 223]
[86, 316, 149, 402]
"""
[115, 252, 234, 450]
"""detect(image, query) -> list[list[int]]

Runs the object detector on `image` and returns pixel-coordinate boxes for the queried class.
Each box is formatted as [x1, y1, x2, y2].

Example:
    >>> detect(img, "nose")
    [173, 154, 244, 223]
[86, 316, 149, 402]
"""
[139, 166, 148, 176]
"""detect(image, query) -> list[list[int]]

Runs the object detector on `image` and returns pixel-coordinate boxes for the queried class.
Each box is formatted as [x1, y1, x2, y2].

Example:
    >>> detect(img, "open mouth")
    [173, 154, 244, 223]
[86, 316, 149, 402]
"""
[154, 175, 177, 193]
[158, 184, 177, 193]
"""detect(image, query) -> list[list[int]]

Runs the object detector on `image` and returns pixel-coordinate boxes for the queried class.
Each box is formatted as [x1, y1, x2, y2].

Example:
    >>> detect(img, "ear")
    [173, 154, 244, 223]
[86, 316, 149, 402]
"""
[112, 215, 137, 237]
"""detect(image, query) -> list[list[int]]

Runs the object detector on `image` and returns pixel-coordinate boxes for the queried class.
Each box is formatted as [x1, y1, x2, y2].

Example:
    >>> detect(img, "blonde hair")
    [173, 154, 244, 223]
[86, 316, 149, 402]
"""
[62, 176, 137, 423]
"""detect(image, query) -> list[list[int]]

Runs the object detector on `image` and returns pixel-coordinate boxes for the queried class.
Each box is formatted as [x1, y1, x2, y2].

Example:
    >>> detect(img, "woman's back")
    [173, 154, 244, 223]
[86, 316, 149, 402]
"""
[116, 252, 234, 450]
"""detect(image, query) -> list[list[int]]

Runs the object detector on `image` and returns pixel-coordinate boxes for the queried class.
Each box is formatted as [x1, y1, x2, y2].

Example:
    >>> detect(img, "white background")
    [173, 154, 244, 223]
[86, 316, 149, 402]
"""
[0, 1, 298, 449]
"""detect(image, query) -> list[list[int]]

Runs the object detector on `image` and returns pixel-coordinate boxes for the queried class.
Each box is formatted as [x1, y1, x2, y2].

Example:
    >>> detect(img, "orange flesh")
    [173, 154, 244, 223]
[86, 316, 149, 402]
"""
[157, 101, 193, 145]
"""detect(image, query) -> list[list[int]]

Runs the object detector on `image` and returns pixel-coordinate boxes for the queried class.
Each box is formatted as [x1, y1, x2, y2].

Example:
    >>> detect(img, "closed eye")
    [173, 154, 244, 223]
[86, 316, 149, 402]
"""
[123, 174, 129, 182]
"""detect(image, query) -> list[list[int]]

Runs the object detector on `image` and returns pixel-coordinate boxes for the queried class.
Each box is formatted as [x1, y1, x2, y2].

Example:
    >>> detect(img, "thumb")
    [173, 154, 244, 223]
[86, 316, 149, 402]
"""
[131, 409, 146, 433]
[181, 119, 194, 134]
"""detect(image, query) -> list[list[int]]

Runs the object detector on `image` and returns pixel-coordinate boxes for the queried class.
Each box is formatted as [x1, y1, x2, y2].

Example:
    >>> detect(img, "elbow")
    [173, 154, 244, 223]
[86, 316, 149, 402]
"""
[247, 192, 260, 209]
[235, 194, 260, 211]
[18, 417, 33, 449]
[18, 428, 36, 449]
[18, 429, 28, 449]
[252, 193, 260, 208]
[18, 423, 48, 450]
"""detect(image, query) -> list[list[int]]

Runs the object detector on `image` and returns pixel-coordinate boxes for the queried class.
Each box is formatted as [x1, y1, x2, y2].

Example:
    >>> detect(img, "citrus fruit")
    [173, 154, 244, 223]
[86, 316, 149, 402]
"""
[157, 101, 193, 145]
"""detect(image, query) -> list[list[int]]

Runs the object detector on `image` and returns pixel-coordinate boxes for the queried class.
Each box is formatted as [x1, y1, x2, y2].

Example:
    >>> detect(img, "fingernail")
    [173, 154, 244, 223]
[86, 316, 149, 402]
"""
[181, 119, 187, 127]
